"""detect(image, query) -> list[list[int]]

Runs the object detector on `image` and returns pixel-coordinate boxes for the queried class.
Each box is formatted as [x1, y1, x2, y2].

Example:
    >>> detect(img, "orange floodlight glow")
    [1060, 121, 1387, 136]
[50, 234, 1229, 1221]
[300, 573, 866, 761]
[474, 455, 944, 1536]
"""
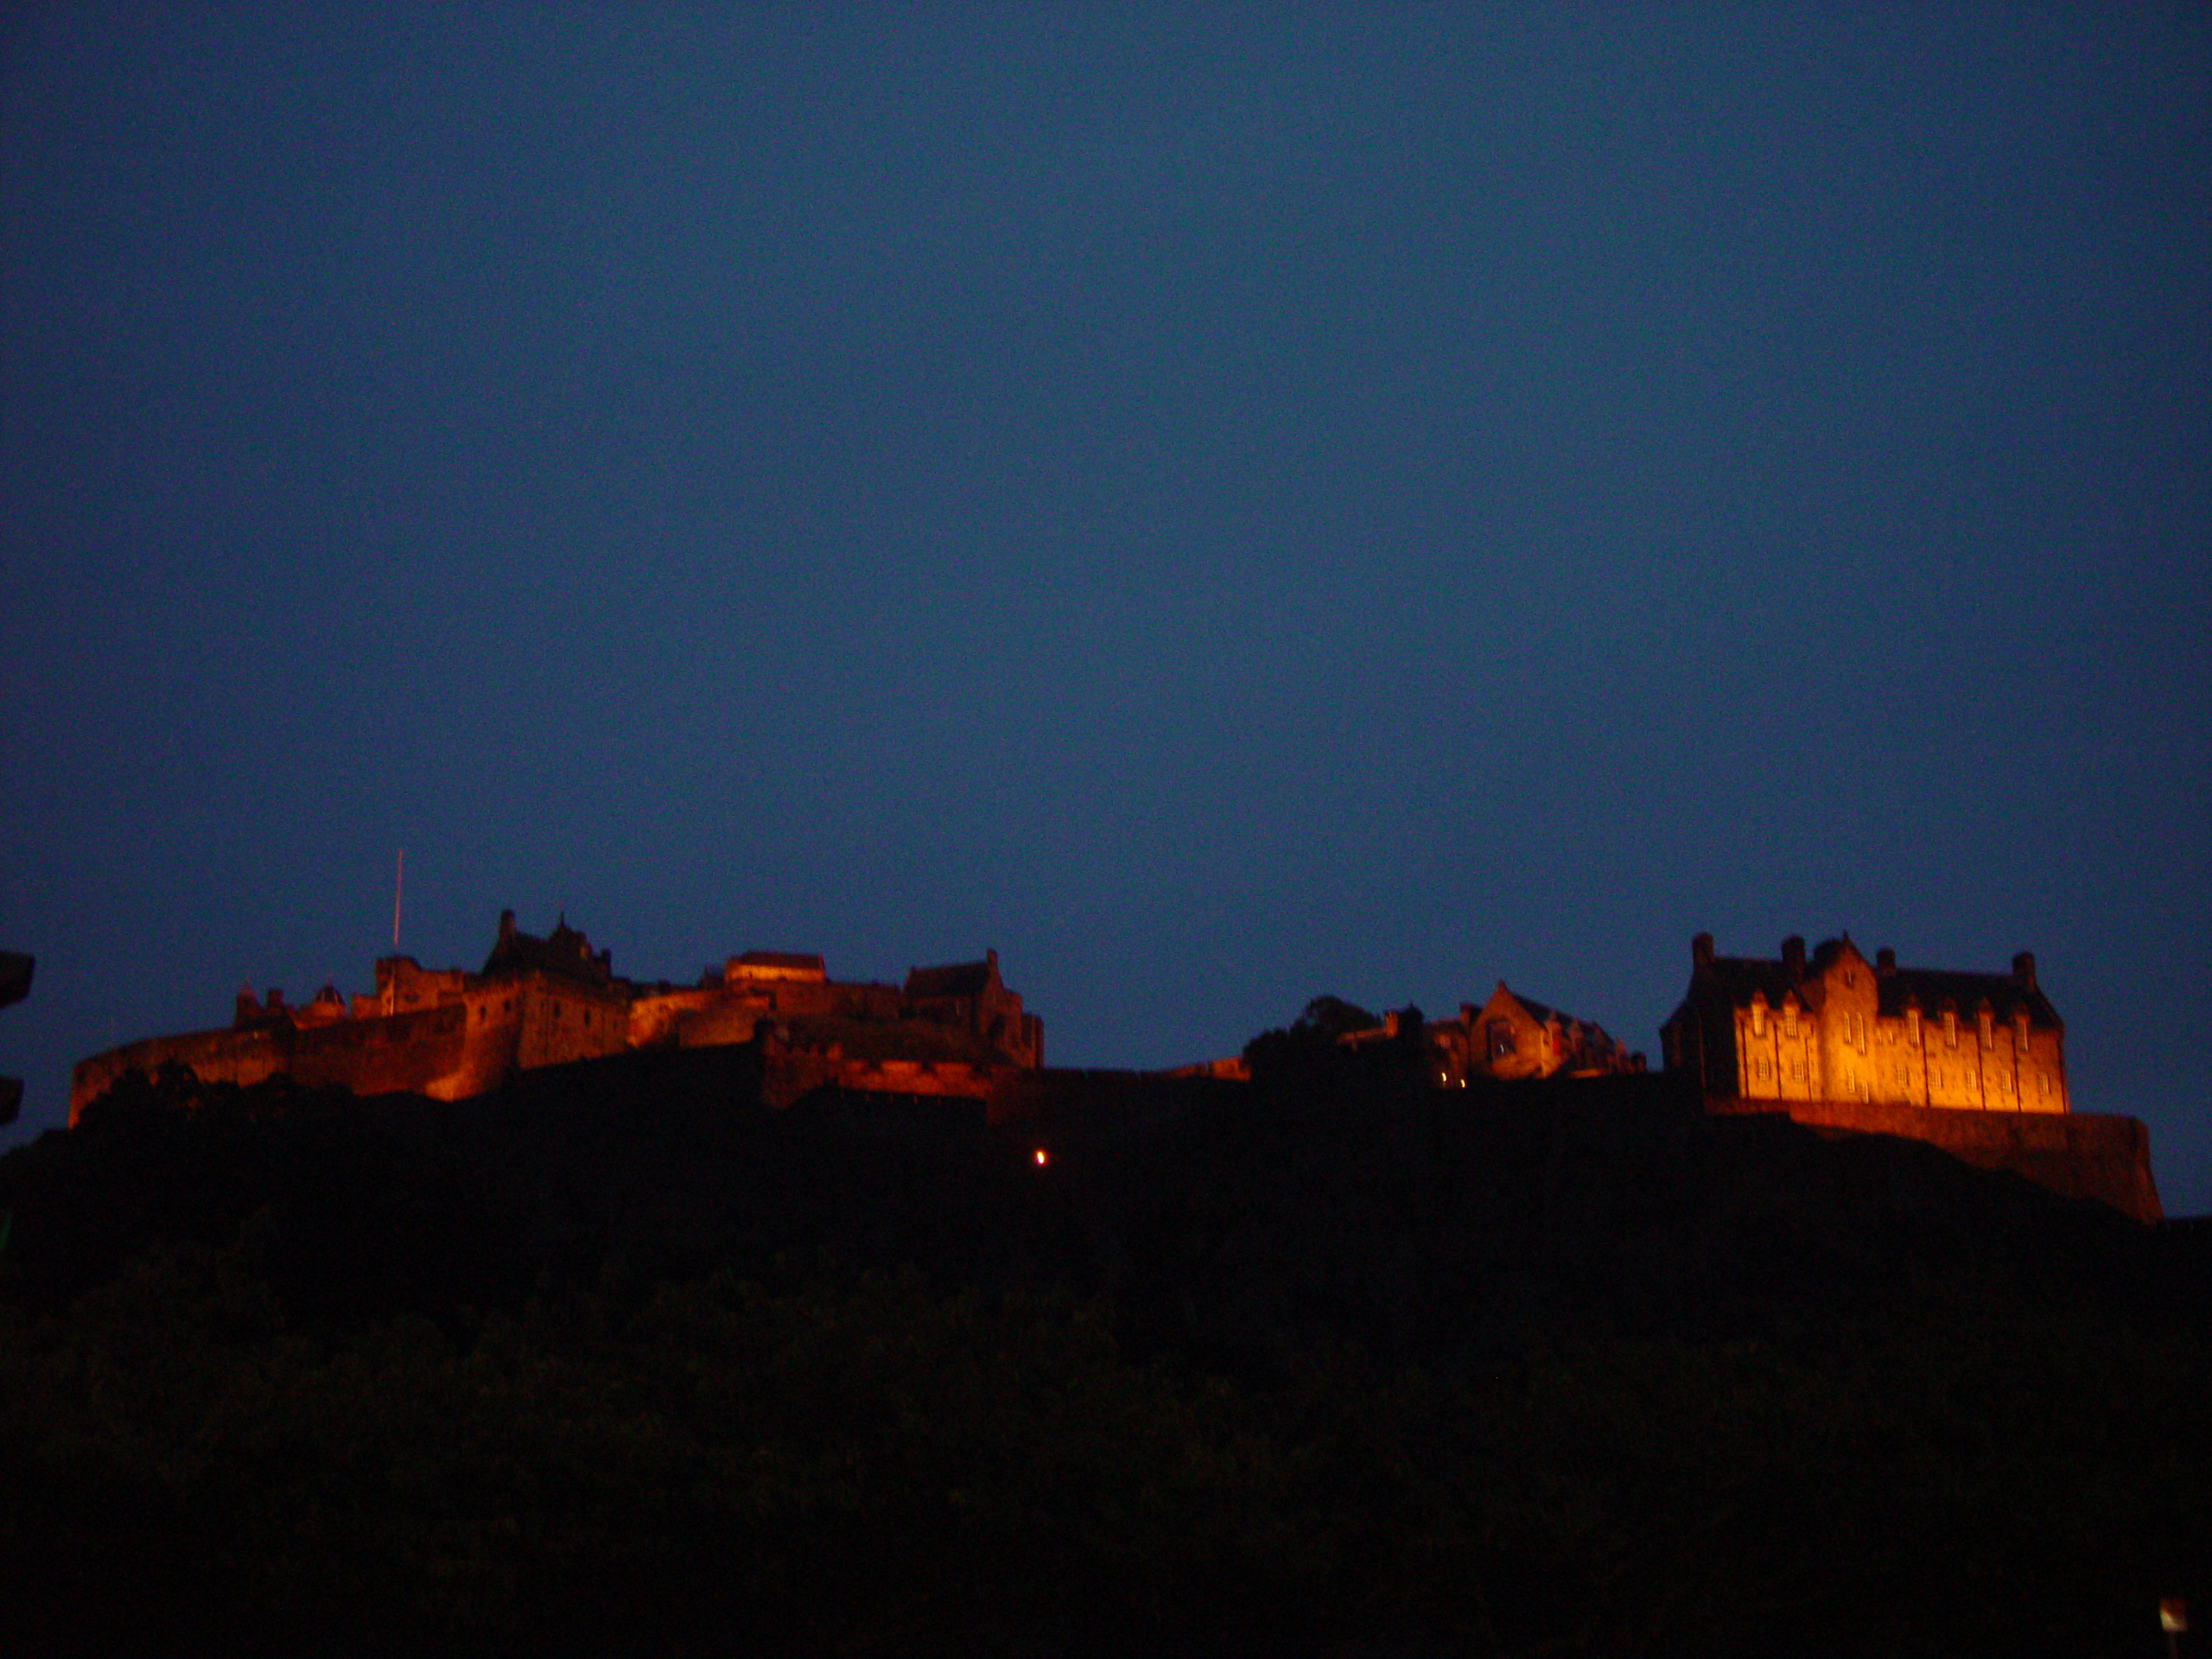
[1033, 1148, 1049, 1167]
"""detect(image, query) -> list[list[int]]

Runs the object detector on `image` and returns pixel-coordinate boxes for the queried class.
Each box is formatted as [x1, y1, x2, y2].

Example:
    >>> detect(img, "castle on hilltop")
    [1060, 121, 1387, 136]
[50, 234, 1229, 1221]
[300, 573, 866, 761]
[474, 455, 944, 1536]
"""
[67, 918, 2164, 1224]
[1662, 931, 2066, 1112]
[1661, 931, 2157, 1223]
[70, 912, 1043, 1122]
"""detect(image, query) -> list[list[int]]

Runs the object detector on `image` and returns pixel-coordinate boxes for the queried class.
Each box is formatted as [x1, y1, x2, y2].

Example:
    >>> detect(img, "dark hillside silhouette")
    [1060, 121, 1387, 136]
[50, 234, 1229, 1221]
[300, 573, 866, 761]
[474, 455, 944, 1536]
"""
[3, 1053, 2208, 1655]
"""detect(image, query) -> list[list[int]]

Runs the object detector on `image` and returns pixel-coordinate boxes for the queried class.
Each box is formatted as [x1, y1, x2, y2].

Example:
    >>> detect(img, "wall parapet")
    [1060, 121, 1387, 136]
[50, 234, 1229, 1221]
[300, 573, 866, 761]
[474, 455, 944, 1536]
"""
[1708, 1095, 2161, 1224]
[73, 915, 1047, 1123]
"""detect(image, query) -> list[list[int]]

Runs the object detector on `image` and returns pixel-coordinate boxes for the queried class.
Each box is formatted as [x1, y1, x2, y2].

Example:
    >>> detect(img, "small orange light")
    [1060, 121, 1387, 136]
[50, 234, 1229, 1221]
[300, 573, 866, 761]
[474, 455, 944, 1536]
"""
[1033, 1148, 1049, 1166]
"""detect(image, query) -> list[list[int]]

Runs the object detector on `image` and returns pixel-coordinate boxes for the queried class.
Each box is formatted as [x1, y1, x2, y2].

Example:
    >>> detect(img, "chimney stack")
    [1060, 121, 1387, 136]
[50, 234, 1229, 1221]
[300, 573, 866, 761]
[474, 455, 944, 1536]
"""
[2012, 951, 2037, 991]
[1692, 932, 1714, 969]
[1876, 947, 1896, 975]
[1782, 936, 1805, 978]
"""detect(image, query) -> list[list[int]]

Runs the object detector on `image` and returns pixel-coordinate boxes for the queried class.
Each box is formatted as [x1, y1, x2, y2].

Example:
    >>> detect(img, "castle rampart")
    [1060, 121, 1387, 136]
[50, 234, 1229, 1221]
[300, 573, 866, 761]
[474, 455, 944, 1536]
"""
[70, 913, 1044, 1123]
[1664, 931, 2157, 1221]
[1707, 1096, 2161, 1224]
[66, 915, 2164, 1225]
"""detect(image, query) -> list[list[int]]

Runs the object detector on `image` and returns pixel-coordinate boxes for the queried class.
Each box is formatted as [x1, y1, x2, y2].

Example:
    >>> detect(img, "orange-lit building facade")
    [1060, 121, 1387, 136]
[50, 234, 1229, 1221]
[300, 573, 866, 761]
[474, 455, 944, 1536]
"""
[1661, 932, 2068, 1114]
[70, 912, 1043, 1122]
[1429, 982, 1641, 1084]
[1333, 982, 1640, 1085]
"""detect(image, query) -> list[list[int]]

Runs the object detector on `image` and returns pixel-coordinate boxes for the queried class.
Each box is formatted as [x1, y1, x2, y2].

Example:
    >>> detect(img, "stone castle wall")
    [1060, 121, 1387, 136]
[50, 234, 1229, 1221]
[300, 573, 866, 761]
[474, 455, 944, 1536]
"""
[71, 1000, 501, 1112]
[1708, 1095, 2161, 1224]
[71, 923, 1042, 1123]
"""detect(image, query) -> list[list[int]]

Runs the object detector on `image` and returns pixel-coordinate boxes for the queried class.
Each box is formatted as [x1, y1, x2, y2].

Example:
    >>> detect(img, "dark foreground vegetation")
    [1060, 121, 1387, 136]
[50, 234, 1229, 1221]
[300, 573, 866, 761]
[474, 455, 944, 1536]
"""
[3, 1048, 2209, 1656]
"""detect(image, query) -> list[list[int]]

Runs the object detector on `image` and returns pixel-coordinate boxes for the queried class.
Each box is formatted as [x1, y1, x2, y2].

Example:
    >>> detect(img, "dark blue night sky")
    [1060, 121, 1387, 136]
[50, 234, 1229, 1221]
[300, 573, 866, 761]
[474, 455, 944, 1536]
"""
[5, 9, 2208, 1207]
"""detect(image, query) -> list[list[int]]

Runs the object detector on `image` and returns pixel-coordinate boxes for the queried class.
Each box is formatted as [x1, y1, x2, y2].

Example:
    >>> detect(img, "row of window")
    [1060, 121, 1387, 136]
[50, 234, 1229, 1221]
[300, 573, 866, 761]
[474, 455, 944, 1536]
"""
[1746, 1011, 2037, 1054]
[1751, 1053, 2054, 1097]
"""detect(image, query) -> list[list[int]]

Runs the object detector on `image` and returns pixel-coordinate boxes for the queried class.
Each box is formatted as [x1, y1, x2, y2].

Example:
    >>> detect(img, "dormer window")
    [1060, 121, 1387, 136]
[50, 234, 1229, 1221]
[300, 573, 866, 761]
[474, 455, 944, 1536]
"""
[1978, 1007, 1994, 1049]
[1751, 994, 1768, 1038]
[1943, 1009, 1958, 1049]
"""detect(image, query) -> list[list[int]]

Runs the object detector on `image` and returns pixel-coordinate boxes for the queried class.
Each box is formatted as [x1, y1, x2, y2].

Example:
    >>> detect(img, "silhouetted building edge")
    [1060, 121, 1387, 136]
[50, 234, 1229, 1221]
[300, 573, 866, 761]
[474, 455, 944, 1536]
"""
[70, 916, 1043, 1122]
[1667, 931, 2158, 1222]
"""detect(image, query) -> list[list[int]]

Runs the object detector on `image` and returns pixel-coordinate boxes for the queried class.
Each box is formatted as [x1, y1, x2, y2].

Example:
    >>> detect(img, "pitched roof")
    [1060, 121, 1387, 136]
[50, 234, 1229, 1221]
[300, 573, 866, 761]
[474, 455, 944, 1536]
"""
[1485, 983, 1623, 1051]
[1872, 967, 2058, 1027]
[1677, 939, 2059, 1028]
[1678, 954, 1808, 1011]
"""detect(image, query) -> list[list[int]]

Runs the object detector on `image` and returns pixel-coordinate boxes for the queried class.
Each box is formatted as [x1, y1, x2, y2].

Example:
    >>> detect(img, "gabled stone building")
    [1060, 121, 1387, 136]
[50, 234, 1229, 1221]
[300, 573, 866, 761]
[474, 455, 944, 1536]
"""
[1334, 982, 1640, 1086]
[900, 950, 1044, 1070]
[1655, 930, 2167, 1222]
[1662, 932, 2067, 1113]
[1439, 982, 1639, 1083]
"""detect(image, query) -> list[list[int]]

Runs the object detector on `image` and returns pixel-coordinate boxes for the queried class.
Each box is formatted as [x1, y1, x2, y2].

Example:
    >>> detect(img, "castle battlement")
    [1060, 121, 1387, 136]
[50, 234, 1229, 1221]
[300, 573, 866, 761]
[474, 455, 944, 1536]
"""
[1662, 931, 2067, 1115]
[70, 913, 1042, 1123]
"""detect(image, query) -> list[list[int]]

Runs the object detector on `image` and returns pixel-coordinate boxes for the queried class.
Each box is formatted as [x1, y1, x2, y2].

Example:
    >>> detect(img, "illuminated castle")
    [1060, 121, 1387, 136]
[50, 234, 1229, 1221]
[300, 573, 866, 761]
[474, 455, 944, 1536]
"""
[1662, 932, 2067, 1112]
[67, 918, 2161, 1223]
[1660, 931, 2156, 1223]
[70, 912, 1042, 1122]
[1337, 983, 1641, 1085]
